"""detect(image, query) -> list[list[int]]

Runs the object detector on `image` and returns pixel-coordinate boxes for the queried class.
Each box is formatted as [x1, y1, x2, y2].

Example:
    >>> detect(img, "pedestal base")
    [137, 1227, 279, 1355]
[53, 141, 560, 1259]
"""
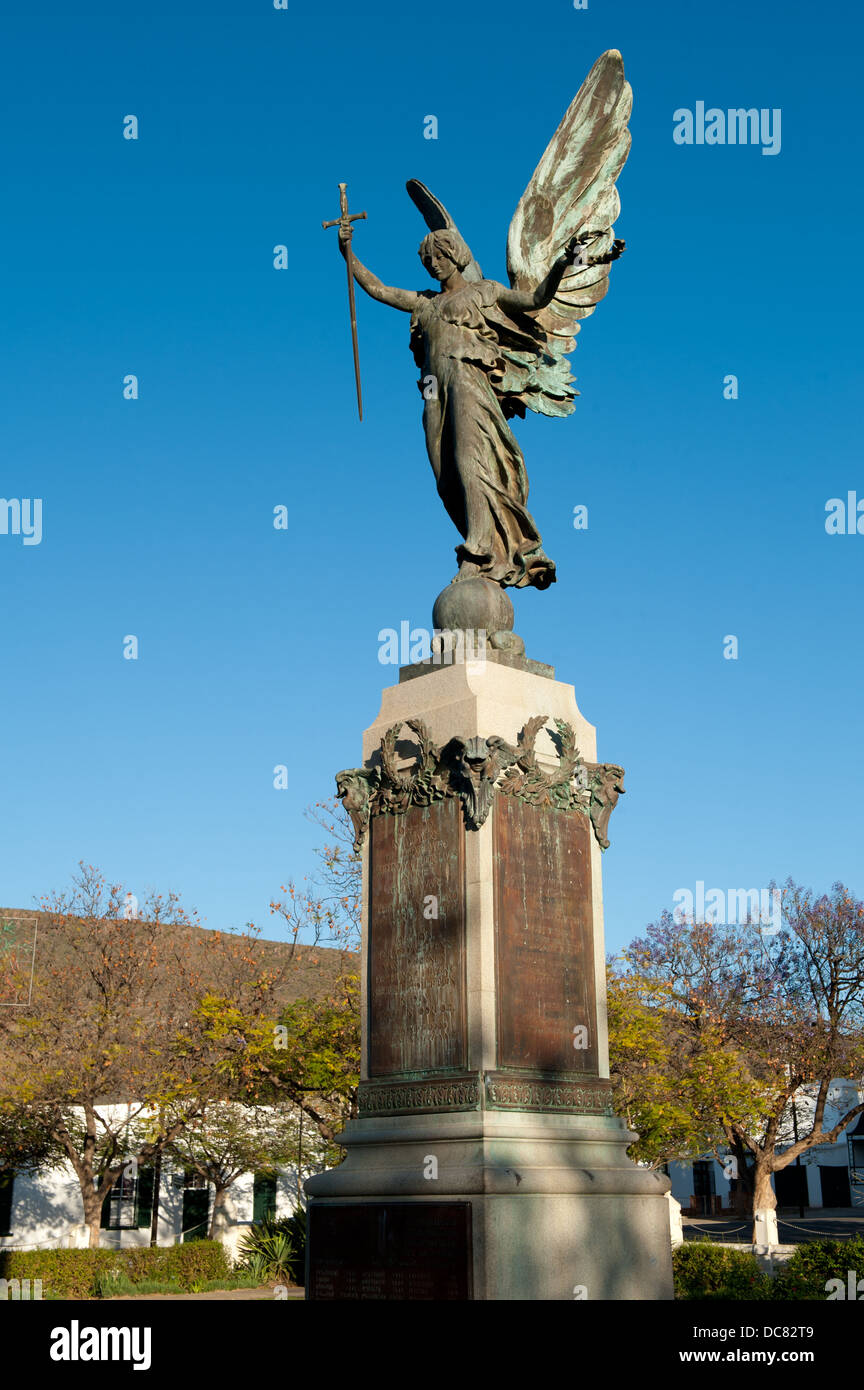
[306, 1110, 673, 1300]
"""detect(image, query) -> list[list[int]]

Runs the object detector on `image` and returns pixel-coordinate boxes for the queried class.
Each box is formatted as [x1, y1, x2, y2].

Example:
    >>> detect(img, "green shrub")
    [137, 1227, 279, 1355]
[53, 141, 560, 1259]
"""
[198, 1272, 263, 1292]
[771, 1237, 864, 1301]
[237, 1218, 297, 1284]
[674, 1241, 772, 1300]
[120, 1244, 173, 1286]
[162, 1240, 231, 1289]
[0, 1248, 115, 1300]
[96, 1272, 184, 1298]
[96, 1268, 262, 1298]
[95, 1271, 134, 1298]
[0, 1240, 230, 1299]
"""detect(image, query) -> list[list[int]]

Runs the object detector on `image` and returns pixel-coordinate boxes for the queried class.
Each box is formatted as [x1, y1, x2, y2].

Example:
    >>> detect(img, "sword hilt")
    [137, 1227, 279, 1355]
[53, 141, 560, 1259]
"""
[322, 183, 367, 232]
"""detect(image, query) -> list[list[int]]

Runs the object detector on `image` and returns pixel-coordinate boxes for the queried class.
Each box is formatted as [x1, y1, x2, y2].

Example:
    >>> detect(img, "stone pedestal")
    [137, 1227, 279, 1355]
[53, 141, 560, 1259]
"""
[306, 656, 673, 1300]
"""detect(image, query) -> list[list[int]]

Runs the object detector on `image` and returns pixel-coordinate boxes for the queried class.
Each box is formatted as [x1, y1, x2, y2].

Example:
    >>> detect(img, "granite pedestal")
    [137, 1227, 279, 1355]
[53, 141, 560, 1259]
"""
[305, 654, 673, 1300]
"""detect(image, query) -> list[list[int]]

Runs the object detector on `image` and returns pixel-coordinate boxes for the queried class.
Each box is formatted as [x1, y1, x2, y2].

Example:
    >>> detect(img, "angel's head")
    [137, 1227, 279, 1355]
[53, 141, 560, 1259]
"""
[419, 228, 472, 282]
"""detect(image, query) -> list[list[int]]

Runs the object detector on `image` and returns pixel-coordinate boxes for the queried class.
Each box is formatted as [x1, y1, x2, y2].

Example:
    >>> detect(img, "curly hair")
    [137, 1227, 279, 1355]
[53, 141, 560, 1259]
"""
[418, 227, 472, 272]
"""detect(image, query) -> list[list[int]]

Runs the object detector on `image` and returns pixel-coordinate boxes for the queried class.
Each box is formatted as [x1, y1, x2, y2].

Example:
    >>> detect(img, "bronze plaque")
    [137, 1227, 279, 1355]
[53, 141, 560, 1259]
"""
[494, 798, 598, 1074]
[307, 1202, 473, 1300]
[368, 798, 466, 1076]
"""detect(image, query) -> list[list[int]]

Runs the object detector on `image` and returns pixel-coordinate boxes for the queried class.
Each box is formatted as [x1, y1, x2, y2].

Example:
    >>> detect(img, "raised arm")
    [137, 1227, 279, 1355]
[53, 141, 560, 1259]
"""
[338, 226, 419, 313]
[496, 233, 625, 315]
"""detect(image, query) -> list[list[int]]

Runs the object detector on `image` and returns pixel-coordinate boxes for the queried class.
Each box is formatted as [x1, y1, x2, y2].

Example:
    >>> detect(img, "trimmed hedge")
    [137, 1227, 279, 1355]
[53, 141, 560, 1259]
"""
[771, 1236, 864, 1301]
[675, 1235, 864, 1301]
[673, 1240, 772, 1300]
[0, 1240, 230, 1300]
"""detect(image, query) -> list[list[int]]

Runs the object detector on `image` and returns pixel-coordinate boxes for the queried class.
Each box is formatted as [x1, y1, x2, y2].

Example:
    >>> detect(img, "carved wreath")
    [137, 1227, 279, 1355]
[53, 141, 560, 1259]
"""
[335, 715, 624, 853]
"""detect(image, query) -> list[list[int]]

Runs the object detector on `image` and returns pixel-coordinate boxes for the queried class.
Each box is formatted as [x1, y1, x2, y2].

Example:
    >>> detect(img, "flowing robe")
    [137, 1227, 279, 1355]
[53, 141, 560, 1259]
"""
[410, 281, 556, 590]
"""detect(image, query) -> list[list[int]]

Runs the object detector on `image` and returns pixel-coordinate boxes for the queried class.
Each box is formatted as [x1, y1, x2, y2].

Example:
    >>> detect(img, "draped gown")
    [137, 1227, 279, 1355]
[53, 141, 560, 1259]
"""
[410, 281, 556, 590]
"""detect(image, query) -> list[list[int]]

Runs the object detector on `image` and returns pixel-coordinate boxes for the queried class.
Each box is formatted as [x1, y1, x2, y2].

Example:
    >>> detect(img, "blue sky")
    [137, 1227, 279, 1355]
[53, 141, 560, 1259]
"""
[1, 0, 861, 952]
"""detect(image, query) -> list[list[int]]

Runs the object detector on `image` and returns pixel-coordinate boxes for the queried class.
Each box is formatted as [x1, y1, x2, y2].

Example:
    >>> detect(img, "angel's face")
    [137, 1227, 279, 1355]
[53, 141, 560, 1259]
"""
[421, 243, 456, 282]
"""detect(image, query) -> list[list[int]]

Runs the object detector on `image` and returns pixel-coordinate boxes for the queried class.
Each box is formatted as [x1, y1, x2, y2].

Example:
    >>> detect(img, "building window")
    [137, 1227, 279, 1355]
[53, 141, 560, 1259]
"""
[100, 1163, 154, 1231]
[136, 1166, 155, 1230]
[691, 1160, 717, 1216]
[693, 1160, 716, 1197]
[0, 1171, 14, 1236]
[253, 1173, 277, 1224]
[181, 1169, 211, 1243]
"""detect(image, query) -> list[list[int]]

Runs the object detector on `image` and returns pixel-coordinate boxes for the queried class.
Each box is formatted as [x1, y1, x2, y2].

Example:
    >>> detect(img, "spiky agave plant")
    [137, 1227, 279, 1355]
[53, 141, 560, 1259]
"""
[237, 1218, 297, 1283]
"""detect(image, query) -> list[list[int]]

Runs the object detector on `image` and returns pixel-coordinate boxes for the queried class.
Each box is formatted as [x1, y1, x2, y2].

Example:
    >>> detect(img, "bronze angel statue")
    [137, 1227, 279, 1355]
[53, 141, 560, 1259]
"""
[332, 50, 632, 594]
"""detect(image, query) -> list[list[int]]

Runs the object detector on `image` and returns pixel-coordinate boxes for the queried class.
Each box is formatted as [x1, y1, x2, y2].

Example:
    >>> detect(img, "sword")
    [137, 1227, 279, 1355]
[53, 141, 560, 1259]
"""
[322, 183, 367, 421]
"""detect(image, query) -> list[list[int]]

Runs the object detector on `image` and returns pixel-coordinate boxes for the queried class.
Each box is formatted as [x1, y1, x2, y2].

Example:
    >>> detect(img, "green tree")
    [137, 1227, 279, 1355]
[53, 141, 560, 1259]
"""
[256, 798, 361, 1143]
[203, 965, 360, 1147]
[165, 1102, 318, 1238]
[608, 881, 864, 1228]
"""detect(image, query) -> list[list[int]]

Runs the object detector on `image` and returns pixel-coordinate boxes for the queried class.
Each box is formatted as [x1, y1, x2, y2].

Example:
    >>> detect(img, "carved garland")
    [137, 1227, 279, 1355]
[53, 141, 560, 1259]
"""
[359, 1078, 481, 1116]
[484, 1075, 615, 1116]
[358, 1075, 614, 1117]
[336, 715, 624, 853]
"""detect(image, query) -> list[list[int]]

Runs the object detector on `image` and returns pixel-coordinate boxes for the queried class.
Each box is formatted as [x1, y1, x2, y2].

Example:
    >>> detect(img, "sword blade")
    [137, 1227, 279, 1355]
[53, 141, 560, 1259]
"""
[344, 241, 363, 421]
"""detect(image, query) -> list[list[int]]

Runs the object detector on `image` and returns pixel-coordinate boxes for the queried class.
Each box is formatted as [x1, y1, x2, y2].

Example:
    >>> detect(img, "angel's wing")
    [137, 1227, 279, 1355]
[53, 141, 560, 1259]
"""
[504, 49, 632, 417]
[406, 179, 485, 282]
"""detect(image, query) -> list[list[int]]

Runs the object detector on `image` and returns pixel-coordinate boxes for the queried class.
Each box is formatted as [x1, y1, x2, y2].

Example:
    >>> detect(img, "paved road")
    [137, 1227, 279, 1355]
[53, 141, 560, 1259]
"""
[684, 1209, 864, 1243]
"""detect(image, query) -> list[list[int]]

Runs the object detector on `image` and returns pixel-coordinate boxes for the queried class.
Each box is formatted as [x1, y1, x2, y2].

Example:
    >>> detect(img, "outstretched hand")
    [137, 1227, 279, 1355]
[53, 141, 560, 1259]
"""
[595, 238, 626, 265]
[563, 231, 625, 268]
[567, 229, 600, 258]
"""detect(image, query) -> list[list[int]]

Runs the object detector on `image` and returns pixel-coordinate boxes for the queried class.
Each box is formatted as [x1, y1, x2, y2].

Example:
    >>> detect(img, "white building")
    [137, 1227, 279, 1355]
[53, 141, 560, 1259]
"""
[0, 1100, 331, 1262]
[0, 1156, 300, 1264]
[668, 1079, 864, 1214]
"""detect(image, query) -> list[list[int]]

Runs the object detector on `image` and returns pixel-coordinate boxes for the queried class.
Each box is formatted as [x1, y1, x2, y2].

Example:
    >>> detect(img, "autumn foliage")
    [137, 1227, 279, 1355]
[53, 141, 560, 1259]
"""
[608, 880, 864, 1224]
